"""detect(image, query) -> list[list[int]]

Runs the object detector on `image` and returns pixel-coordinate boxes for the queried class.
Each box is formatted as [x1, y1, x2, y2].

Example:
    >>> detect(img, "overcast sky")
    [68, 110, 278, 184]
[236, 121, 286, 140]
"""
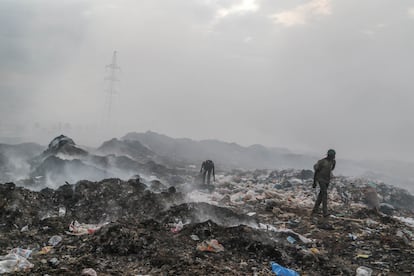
[0, 0, 413, 161]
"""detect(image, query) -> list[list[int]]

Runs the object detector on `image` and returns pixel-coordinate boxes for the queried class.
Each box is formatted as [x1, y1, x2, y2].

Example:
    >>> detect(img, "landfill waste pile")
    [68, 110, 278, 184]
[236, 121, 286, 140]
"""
[0, 167, 413, 275]
[12, 135, 186, 189]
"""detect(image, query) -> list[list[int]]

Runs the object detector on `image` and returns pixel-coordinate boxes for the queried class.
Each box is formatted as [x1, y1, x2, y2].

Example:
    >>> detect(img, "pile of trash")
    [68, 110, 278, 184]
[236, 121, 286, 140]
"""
[0, 168, 413, 275]
[20, 135, 186, 189]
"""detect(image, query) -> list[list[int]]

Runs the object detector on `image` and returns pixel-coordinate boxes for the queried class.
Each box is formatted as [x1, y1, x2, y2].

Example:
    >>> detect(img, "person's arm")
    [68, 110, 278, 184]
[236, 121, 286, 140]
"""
[200, 162, 204, 173]
[213, 164, 215, 181]
[332, 160, 336, 171]
[313, 160, 320, 188]
[313, 160, 321, 172]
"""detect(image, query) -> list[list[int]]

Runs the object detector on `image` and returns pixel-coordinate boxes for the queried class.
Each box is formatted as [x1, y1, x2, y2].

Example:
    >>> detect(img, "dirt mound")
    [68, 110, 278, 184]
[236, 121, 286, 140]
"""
[96, 138, 155, 163]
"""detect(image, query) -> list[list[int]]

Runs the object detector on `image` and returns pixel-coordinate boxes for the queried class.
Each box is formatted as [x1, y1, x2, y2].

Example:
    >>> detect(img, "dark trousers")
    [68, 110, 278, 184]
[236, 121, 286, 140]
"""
[313, 181, 329, 215]
[202, 170, 212, 185]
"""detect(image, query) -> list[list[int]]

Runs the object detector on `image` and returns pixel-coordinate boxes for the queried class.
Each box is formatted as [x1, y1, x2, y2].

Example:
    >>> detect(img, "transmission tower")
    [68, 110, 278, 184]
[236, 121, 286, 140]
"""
[104, 51, 120, 126]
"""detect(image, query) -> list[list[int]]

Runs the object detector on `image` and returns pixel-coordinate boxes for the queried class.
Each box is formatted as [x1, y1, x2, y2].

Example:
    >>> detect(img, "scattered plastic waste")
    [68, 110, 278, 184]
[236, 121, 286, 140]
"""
[196, 239, 225, 252]
[402, 229, 414, 240]
[48, 235, 62, 246]
[0, 168, 413, 274]
[356, 266, 373, 276]
[396, 230, 405, 238]
[67, 221, 106, 236]
[9, 248, 32, 259]
[81, 268, 98, 276]
[240, 261, 248, 267]
[0, 253, 34, 273]
[365, 218, 378, 227]
[394, 216, 414, 228]
[38, 246, 53, 255]
[257, 224, 313, 244]
[270, 262, 299, 276]
[20, 225, 29, 232]
[286, 236, 296, 244]
[288, 219, 300, 227]
[48, 257, 59, 267]
[190, 234, 200, 241]
[348, 233, 357, 241]
[310, 248, 320, 254]
[58, 207, 66, 217]
[356, 254, 370, 259]
[379, 203, 395, 215]
[247, 212, 256, 216]
[170, 220, 184, 233]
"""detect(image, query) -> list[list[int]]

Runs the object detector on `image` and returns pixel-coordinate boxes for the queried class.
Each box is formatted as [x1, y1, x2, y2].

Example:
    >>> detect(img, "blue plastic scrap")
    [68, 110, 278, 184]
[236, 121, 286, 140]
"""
[271, 262, 300, 276]
[286, 236, 296, 244]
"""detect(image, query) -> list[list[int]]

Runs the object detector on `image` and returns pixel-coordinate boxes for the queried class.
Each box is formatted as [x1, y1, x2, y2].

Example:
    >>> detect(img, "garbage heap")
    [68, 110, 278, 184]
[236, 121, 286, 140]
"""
[0, 169, 413, 275]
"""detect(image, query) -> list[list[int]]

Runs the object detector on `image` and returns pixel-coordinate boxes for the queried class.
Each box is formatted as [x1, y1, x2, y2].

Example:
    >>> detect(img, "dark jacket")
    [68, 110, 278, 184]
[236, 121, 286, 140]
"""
[314, 158, 335, 183]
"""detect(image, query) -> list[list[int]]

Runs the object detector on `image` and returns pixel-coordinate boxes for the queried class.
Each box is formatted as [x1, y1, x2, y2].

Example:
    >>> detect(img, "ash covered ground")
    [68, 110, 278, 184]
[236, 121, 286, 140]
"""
[0, 136, 414, 275]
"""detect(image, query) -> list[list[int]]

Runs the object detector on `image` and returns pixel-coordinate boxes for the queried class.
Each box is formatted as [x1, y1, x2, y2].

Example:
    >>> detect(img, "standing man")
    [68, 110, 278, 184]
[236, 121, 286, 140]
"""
[200, 160, 215, 185]
[312, 149, 336, 217]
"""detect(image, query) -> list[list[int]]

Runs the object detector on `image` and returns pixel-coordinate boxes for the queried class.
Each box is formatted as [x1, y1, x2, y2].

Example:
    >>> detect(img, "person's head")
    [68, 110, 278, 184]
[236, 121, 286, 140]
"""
[327, 149, 336, 160]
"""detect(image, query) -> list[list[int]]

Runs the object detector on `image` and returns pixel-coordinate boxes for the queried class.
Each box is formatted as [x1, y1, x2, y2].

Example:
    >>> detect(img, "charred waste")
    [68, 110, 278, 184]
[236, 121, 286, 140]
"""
[0, 135, 413, 275]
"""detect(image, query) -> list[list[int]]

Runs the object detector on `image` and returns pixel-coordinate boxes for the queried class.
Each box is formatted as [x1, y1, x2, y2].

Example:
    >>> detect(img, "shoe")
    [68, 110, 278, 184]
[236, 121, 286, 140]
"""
[323, 213, 330, 217]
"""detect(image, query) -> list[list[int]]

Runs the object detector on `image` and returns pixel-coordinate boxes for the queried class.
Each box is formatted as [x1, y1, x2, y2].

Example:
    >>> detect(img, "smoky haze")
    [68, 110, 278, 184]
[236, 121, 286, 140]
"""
[1, 0, 414, 162]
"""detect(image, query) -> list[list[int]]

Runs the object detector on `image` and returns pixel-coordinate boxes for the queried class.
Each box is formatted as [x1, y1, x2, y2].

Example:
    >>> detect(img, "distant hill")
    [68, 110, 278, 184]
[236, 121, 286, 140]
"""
[96, 138, 155, 163]
[122, 131, 316, 170]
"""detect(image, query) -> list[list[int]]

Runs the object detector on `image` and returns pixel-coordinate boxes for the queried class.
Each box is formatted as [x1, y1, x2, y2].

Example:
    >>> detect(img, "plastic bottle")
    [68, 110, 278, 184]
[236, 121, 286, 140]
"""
[270, 262, 300, 276]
